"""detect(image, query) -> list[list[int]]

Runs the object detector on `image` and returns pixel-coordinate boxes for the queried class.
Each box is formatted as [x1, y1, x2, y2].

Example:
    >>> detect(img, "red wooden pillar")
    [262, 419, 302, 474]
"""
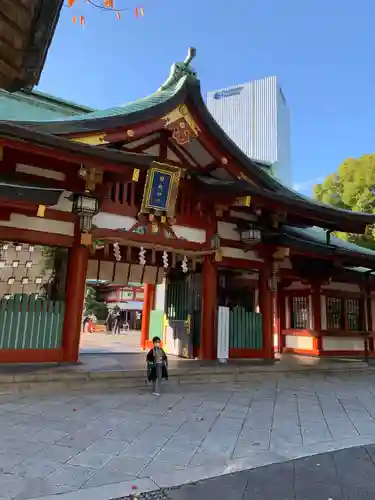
[311, 283, 322, 353]
[141, 284, 155, 349]
[62, 243, 89, 363]
[278, 287, 286, 352]
[201, 256, 217, 360]
[259, 264, 274, 360]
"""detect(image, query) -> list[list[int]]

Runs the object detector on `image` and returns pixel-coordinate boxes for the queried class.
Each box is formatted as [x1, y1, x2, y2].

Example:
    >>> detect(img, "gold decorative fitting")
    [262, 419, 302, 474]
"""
[132, 168, 140, 182]
[80, 166, 103, 192]
[179, 104, 188, 115]
[161, 215, 167, 224]
[162, 105, 200, 145]
[215, 249, 223, 261]
[80, 233, 92, 246]
[234, 196, 251, 207]
[37, 205, 46, 218]
[127, 129, 134, 137]
[71, 133, 108, 145]
[151, 222, 159, 233]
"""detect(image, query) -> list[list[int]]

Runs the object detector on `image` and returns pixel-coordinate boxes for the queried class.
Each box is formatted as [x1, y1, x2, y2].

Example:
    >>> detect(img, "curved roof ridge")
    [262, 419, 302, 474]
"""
[10, 48, 198, 126]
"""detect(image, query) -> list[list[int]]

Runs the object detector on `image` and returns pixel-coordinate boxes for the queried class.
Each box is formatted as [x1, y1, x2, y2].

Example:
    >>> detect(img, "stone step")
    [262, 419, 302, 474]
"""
[0, 358, 372, 394]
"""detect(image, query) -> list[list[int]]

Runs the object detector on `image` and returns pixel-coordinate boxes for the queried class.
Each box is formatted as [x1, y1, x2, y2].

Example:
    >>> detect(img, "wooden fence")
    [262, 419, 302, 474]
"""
[229, 307, 263, 349]
[0, 294, 65, 350]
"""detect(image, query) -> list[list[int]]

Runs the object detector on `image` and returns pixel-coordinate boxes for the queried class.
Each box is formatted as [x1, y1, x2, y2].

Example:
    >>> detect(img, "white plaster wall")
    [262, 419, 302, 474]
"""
[221, 247, 263, 262]
[321, 295, 327, 329]
[16, 164, 66, 181]
[93, 213, 136, 231]
[172, 226, 206, 243]
[322, 282, 360, 292]
[0, 214, 73, 236]
[322, 337, 364, 351]
[285, 335, 314, 350]
[155, 281, 166, 311]
[51, 191, 73, 212]
[217, 222, 240, 240]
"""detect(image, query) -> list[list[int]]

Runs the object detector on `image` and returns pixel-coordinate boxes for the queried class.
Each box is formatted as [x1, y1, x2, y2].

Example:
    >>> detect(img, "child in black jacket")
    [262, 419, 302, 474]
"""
[146, 336, 168, 395]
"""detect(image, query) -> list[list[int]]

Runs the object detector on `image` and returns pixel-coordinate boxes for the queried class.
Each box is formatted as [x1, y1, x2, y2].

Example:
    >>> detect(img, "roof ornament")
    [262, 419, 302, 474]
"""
[158, 47, 197, 92]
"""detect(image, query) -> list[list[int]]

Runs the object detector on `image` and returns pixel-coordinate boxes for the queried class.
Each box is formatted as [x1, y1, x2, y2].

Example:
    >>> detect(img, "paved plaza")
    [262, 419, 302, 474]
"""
[121, 445, 375, 499]
[2, 372, 375, 499]
[79, 331, 141, 354]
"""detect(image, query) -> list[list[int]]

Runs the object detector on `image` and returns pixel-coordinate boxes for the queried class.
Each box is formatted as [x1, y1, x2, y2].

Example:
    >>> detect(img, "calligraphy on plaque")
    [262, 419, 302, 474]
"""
[140, 162, 181, 218]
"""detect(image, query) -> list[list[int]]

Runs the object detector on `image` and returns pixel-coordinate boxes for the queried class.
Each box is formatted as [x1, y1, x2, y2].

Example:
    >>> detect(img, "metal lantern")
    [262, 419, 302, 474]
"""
[239, 225, 262, 244]
[268, 273, 278, 292]
[72, 194, 99, 233]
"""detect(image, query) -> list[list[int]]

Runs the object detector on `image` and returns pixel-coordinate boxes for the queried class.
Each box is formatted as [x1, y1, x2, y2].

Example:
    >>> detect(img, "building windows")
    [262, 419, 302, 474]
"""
[326, 296, 361, 331]
[290, 296, 309, 329]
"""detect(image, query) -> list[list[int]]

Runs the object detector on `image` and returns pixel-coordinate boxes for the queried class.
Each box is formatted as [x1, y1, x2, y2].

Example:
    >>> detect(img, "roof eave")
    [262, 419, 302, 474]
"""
[0, 122, 154, 167]
[1, 0, 64, 92]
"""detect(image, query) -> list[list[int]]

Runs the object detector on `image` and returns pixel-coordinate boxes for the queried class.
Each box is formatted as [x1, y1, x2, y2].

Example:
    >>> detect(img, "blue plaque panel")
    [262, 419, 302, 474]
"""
[147, 170, 172, 211]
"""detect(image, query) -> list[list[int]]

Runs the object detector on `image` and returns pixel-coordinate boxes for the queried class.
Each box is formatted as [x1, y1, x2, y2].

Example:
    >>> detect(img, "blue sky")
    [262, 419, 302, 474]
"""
[38, 0, 375, 195]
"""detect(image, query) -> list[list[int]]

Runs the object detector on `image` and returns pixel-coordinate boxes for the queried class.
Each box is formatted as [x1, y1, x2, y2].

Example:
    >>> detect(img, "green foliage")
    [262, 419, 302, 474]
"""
[84, 286, 108, 321]
[314, 154, 375, 249]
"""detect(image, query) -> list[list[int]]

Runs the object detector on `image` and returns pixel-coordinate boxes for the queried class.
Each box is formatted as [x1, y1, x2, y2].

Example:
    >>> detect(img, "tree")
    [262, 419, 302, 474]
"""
[66, 0, 145, 25]
[84, 286, 108, 320]
[314, 154, 375, 249]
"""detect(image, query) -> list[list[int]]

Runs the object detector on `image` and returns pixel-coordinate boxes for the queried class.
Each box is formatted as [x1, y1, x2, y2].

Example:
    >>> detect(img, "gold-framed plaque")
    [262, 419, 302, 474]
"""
[140, 162, 181, 218]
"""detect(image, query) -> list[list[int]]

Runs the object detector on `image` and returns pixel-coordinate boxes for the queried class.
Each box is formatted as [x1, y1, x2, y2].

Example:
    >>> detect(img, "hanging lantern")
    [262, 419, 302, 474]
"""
[139, 247, 146, 266]
[162, 251, 169, 269]
[181, 256, 188, 273]
[113, 242, 121, 262]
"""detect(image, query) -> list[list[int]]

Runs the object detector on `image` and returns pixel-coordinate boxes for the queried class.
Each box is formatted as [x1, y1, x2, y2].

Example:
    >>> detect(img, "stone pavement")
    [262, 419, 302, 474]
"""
[3, 372, 375, 499]
[79, 331, 142, 354]
[120, 445, 375, 499]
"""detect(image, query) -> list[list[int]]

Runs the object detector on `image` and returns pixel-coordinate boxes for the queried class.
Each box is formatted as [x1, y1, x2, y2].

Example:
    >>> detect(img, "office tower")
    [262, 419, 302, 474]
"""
[207, 76, 291, 186]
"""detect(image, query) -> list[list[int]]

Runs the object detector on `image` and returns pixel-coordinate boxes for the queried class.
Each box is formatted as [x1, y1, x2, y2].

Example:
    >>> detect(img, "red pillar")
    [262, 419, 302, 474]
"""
[311, 283, 322, 353]
[200, 256, 217, 360]
[141, 284, 155, 350]
[259, 264, 274, 360]
[62, 244, 89, 363]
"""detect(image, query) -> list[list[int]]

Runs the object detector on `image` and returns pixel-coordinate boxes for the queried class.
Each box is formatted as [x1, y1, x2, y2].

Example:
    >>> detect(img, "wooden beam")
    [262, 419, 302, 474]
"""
[92, 227, 213, 253]
[0, 139, 150, 176]
[159, 131, 169, 160]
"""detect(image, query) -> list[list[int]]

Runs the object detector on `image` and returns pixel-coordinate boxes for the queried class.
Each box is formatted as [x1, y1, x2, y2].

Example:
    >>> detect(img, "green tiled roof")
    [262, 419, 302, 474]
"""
[285, 225, 375, 257]
[15, 49, 196, 124]
[43, 74, 188, 123]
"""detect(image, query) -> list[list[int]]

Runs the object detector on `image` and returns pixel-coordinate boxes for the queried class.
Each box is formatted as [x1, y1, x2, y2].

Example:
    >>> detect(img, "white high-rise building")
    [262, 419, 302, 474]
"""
[206, 76, 291, 186]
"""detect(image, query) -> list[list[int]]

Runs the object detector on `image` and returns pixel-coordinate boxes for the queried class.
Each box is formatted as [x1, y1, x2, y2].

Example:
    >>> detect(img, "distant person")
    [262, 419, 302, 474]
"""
[105, 310, 115, 333]
[82, 315, 90, 332]
[146, 336, 168, 396]
[113, 311, 123, 335]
